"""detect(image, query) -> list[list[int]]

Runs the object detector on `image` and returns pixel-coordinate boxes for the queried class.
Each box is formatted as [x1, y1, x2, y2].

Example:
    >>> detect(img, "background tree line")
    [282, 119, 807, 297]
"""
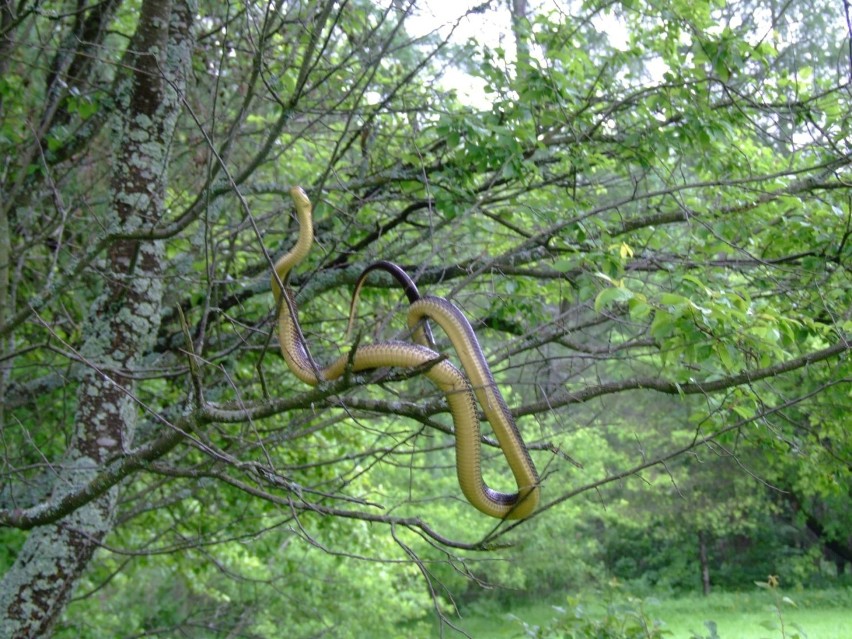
[0, 0, 849, 636]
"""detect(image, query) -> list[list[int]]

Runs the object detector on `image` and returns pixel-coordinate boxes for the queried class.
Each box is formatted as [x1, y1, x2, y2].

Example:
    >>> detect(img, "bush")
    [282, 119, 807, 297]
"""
[510, 583, 671, 639]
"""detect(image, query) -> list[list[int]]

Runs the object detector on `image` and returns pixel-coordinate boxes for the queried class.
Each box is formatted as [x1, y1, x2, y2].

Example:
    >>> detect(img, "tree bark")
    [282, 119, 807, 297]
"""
[0, 2, 193, 636]
[791, 492, 852, 572]
[698, 530, 711, 596]
[509, 0, 530, 69]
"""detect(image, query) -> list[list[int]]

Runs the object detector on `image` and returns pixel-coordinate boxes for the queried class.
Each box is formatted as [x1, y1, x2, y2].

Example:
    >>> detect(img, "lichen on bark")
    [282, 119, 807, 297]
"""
[0, 2, 195, 636]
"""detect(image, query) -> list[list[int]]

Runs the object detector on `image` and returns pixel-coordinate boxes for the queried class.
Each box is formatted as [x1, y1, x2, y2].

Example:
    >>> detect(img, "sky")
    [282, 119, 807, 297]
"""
[403, 0, 632, 106]
[405, 0, 515, 106]
[406, 0, 514, 45]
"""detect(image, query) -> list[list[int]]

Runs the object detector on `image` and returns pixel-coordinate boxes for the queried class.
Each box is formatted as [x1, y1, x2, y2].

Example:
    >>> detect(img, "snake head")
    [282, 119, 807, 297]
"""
[289, 186, 311, 211]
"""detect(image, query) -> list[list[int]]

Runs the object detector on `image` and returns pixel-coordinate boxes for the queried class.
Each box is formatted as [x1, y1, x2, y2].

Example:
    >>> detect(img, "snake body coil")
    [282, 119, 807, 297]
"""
[273, 186, 539, 519]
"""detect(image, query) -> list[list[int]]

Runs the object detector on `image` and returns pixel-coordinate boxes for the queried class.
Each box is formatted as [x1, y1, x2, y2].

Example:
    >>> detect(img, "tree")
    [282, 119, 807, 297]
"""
[1, 0, 849, 636]
[1, 0, 193, 635]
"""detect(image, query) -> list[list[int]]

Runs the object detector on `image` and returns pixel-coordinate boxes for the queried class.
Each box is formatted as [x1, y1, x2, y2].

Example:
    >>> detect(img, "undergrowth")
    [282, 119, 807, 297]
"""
[504, 577, 847, 639]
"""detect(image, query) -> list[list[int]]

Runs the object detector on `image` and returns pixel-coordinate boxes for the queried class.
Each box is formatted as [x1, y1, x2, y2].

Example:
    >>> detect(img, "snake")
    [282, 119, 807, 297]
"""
[272, 186, 539, 519]
[345, 259, 436, 349]
[349, 263, 541, 517]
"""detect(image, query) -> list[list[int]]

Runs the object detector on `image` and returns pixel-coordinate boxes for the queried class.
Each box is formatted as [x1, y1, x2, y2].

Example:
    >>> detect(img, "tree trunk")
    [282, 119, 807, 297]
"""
[509, 0, 530, 69]
[0, 2, 193, 636]
[698, 530, 711, 596]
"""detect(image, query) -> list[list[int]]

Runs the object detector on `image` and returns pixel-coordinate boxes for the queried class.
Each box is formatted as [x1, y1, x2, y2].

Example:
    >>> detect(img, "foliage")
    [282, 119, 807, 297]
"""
[752, 577, 808, 639]
[54, 518, 435, 639]
[510, 584, 671, 639]
[456, 586, 852, 639]
[0, 0, 849, 635]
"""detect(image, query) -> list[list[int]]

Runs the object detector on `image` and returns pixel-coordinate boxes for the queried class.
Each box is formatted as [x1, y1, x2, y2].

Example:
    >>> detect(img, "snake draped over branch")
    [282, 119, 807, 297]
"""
[271, 186, 540, 520]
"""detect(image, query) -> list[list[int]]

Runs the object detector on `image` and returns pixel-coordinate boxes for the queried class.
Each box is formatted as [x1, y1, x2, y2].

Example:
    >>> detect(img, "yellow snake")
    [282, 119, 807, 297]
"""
[272, 186, 539, 519]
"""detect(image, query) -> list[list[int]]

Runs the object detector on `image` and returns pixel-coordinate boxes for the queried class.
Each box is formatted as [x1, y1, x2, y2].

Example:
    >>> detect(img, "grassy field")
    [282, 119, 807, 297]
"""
[436, 588, 852, 639]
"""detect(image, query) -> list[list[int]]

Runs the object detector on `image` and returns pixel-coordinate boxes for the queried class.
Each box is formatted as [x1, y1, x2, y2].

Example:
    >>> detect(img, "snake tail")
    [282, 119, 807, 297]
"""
[347, 260, 436, 348]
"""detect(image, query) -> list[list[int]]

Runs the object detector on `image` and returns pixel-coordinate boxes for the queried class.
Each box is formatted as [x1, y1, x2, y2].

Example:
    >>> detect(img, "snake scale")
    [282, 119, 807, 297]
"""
[272, 186, 540, 519]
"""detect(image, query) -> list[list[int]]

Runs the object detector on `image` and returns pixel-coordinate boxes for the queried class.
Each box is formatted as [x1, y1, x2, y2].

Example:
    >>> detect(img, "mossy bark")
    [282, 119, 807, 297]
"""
[0, 2, 194, 636]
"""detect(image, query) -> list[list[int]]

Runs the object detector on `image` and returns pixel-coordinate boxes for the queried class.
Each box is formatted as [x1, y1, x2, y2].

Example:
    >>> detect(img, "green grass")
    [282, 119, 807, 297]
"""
[433, 588, 852, 639]
[655, 589, 851, 639]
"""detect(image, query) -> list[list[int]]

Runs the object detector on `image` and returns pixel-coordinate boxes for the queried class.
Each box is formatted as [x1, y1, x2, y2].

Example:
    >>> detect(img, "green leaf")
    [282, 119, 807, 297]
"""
[650, 311, 675, 339]
[629, 298, 651, 321]
[552, 258, 576, 273]
[716, 344, 737, 371]
[733, 404, 756, 419]
[682, 274, 709, 292]
[660, 293, 691, 307]
[595, 286, 633, 312]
